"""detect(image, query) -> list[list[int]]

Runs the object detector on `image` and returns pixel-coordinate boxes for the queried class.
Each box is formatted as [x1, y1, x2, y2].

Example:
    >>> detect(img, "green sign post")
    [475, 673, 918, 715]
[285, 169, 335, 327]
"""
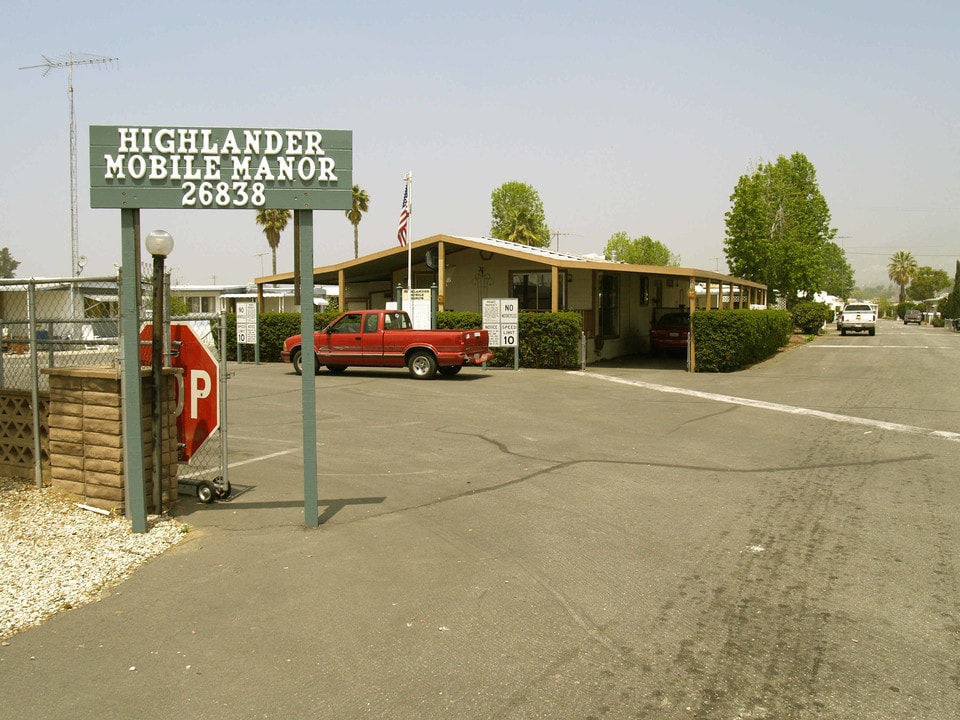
[92, 125, 352, 531]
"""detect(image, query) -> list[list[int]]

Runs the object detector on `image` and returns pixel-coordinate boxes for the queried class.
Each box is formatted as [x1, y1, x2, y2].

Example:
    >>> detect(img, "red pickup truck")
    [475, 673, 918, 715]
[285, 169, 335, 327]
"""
[280, 309, 493, 379]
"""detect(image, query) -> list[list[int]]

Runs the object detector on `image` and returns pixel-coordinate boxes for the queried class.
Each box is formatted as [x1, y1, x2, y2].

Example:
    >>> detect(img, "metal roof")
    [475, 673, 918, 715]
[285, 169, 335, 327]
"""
[255, 233, 766, 289]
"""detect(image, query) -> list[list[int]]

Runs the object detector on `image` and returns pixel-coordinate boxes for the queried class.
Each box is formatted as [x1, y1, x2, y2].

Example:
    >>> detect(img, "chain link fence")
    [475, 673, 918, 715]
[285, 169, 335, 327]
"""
[0, 276, 123, 393]
[0, 275, 226, 499]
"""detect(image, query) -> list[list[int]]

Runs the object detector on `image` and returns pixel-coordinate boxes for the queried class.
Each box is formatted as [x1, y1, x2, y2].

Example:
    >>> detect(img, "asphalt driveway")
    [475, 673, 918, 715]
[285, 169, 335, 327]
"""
[3, 323, 959, 719]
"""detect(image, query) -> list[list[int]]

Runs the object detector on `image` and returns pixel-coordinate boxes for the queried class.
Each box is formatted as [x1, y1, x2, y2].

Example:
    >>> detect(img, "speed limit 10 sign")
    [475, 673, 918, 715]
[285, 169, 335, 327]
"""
[482, 298, 519, 348]
[236, 301, 257, 345]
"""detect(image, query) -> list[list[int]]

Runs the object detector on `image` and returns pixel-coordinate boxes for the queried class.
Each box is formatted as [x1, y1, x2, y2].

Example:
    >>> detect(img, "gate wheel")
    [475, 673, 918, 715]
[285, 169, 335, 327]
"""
[197, 480, 216, 504]
[214, 477, 232, 500]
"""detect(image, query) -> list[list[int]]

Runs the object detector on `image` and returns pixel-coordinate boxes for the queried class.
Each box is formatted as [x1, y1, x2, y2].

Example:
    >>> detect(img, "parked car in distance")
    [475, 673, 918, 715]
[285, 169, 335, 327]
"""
[650, 312, 690, 353]
[903, 309, 923, 325]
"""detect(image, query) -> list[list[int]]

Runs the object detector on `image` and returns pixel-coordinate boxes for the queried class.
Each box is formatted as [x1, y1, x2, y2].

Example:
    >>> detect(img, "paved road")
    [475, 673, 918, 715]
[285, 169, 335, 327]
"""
[3, 319, 959, 719]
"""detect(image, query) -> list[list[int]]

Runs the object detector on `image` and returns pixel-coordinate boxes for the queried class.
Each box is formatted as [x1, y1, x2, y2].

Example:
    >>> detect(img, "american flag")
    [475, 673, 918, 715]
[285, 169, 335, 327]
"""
[397, 184, 410, 247]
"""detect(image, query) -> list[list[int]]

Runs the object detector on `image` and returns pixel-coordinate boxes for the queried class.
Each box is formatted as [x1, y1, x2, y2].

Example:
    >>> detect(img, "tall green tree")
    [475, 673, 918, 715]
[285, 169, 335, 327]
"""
[0, 248, 20, 278]
[821, 241, 855, 298]
[255, 209, 291, 276]
[887, 250, 918, 303]
[604, 232, 679, 265]
[345, 185, 370, 259]
[906, 266, 949, 302]
[938, 260, 960, 319]
[723, 152, 836, 308]
[490, 181, 551, 248]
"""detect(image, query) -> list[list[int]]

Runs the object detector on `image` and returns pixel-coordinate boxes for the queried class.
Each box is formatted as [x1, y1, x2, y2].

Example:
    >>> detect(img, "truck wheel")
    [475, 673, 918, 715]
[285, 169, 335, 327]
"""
[291, 349, 303, 375]
[408, 350, 438, 379]
[840, 329, 846, 336]
[869, 328, 875, 336]
[439, 365, 462, 377]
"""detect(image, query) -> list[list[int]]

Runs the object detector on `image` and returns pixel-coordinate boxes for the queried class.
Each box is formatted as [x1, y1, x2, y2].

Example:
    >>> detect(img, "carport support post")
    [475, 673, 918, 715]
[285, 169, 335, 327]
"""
[687, 276, 697, 373]
[119, 208, 149, 533]
[297, 210, 319, 527]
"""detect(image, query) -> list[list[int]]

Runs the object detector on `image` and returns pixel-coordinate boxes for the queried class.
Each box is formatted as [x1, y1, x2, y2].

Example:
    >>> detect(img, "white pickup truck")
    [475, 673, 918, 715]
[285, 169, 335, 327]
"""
[837, 303, 877, 336]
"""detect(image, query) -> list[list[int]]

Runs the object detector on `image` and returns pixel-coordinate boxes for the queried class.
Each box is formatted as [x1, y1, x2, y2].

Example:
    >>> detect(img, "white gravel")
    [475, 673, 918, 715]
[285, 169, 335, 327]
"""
[0, 476, 186, 641]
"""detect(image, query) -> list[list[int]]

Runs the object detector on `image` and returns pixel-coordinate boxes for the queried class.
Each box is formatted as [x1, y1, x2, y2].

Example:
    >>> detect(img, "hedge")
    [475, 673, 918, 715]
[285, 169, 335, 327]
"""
[692, 309, 792, 372]
[219, 309, 341, 362]
[438, 310, 582, 369]
[219, 309, 583, 368]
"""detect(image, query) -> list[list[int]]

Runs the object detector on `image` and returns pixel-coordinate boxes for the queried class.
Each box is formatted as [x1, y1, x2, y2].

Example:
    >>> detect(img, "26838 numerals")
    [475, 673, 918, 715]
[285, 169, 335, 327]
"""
[181, 181, 266, 207]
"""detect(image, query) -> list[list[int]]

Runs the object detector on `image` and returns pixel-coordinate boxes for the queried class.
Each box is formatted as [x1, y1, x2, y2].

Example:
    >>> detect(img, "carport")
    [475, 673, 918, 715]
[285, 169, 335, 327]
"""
[255, 234, 768, 364]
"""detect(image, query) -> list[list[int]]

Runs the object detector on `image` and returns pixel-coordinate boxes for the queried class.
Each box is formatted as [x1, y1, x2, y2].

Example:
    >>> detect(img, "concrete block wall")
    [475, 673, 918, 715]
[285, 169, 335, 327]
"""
[45, 367, 180, 514]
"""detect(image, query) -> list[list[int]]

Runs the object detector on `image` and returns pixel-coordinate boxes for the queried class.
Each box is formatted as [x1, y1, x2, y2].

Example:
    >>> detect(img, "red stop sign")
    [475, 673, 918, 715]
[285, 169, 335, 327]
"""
[140, 323, 219, 460]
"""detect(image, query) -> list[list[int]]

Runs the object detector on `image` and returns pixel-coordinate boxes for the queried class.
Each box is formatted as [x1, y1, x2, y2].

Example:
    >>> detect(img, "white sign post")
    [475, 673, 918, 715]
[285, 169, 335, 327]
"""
[235, 301, 258, 364]
[402, 288, 433, 329]
[482, 298, 520, 370]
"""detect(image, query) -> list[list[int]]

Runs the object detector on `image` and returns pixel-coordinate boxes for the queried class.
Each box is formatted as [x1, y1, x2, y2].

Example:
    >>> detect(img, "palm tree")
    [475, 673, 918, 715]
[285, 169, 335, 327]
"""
[346, 185, 370, 259]
[887, 250, 918, 303]
[255, 209, 291, 276]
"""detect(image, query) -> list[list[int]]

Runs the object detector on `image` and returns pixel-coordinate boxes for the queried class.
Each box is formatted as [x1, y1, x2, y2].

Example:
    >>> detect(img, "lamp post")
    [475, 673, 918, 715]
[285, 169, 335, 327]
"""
[145, 230, 174, 515]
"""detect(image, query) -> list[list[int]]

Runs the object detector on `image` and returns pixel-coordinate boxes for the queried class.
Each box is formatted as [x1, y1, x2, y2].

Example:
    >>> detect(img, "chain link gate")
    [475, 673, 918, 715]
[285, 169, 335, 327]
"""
[0, 276, 228, 510]
[168, 312, 230, 504]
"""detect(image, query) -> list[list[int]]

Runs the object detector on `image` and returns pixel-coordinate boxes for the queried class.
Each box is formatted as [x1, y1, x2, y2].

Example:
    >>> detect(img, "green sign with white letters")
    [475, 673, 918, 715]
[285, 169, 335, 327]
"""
[89, 125, 353, 210]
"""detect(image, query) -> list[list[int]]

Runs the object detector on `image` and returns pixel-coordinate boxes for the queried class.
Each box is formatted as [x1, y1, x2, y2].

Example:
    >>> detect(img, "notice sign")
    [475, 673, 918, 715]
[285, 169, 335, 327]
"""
[482, 298, 519, 347]
[89, 125, 353, 210]
[236, 301, 257, 345]
[402, 288, 433, 330]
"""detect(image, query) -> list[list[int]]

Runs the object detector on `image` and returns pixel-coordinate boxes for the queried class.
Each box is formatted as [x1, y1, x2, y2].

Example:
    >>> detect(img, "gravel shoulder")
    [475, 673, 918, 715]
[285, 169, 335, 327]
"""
[0, 476, 186, 641]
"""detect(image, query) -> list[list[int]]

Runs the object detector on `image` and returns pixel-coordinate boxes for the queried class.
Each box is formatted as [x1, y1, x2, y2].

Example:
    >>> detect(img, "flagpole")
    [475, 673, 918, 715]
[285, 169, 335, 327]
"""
[405, 171, 413, 292]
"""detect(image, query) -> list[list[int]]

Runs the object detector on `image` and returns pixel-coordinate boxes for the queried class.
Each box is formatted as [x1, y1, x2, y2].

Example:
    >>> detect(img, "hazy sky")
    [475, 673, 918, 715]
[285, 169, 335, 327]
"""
[3, 0, 958, 287]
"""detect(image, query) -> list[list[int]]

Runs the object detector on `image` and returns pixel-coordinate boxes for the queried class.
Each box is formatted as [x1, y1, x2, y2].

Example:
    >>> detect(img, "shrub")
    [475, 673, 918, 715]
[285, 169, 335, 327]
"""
[791, 301, 828, 335]
[438, 310, 582, 369]
[220, 309, 340, 362]
[692, 309, 792, 372]
[223, 308, 582, 369]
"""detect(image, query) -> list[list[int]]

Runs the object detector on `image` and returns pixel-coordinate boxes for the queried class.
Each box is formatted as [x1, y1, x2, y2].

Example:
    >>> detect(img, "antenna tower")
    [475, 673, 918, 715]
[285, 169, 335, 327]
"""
[552, 230, 572, 252]
[20, 52, 118, 282]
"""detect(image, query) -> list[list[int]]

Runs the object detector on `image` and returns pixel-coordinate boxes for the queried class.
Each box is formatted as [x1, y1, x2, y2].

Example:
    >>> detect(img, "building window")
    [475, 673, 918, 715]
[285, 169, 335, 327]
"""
[187, 296, 217, 314]
[83, 297, 118, 318]
[639, 276, 649, 306]
[599, 273, 619, 337]
[511, 271, 565, 311]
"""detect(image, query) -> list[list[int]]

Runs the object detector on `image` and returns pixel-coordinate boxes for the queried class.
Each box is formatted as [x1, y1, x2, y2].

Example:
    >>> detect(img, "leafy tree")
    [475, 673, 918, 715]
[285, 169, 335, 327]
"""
[604, 232, 679, 265]
[490, 181, 550, 248]
[255, 209, 291, 276]
[875, 296, 894, 319]
[723, 152, 836, 308]
[0, 248, 19, 278]
[938, 260, 960, 320]
[169, 295, 191, 316]
[345, 185, 369, 259]
[887, 250, 918, 303]
[820, 241, 855, 298]
[906, 266, 949, 301]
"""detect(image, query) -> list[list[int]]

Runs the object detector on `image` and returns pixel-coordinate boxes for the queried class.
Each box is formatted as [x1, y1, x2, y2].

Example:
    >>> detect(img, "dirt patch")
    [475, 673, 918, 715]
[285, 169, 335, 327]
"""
[781, 334, 812, 352]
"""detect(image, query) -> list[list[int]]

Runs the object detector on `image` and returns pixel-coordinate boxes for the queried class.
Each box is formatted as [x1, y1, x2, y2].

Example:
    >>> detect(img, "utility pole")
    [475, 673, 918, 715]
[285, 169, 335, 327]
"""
[20, 52, 118, 297]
